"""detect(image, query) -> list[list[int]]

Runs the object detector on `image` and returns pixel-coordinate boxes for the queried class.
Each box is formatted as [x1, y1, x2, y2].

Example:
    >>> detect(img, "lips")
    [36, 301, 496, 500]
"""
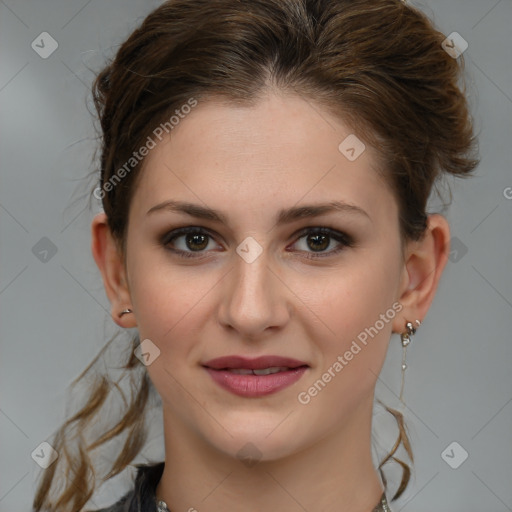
[203, 355, 308, 371]
[202, 356, 309, 397]
[224, 366, 291, 375]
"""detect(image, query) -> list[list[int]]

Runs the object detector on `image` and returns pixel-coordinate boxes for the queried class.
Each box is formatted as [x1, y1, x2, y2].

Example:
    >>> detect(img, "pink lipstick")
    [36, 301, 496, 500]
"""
[203, 355, 309, 397]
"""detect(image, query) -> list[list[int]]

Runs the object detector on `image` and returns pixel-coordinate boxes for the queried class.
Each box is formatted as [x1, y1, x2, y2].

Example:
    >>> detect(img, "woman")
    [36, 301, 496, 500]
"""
[33, 0, 479, 511]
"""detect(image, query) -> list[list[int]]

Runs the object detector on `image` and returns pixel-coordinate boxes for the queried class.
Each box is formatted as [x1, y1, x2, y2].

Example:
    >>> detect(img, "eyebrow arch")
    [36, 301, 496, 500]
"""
[146, 200, 370, 224]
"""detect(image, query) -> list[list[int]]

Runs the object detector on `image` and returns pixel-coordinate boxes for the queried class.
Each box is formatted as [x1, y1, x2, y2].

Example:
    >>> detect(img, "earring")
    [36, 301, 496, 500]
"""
[399, 319, 421, 404]
[119, 308, 133, 318]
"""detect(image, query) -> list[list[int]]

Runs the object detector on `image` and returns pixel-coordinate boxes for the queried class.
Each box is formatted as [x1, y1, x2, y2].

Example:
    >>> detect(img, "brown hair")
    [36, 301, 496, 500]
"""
[33, 0, 479, 510]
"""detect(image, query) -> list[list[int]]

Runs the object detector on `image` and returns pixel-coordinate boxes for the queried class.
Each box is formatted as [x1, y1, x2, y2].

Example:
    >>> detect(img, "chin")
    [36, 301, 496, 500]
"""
[197, 414, 309, 464]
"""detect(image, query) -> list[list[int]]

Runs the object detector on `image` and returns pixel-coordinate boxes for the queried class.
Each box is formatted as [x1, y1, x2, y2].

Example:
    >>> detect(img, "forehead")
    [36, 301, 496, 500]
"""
[130, 93, 396, 227]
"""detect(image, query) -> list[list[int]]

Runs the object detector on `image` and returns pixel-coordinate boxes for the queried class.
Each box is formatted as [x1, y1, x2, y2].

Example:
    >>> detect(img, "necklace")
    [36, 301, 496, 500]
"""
[157, 492, 392, 511]
[376, 492, 392, 512]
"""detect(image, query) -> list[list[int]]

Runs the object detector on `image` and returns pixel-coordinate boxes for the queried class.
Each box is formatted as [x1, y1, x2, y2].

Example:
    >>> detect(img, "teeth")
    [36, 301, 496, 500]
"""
[253, 366, 289, 375]
[226, 368, 254, 375]
[226, 367, 290, 375]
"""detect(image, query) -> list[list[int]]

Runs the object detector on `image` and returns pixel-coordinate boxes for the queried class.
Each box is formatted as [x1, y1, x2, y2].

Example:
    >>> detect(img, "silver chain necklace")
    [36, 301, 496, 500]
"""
[156, 493, 392, 511]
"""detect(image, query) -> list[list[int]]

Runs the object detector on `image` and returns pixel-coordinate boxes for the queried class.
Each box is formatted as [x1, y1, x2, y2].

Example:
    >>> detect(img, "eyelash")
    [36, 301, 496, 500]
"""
[161, 226, 354, 260]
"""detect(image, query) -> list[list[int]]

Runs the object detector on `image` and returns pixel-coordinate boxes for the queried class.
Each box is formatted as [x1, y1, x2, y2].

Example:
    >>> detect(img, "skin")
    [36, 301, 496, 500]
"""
[91, 91, 450, 512]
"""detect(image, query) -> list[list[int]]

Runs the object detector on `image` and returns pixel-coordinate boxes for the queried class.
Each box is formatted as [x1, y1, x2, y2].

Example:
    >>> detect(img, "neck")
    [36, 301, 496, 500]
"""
[156, 397, 384, 512]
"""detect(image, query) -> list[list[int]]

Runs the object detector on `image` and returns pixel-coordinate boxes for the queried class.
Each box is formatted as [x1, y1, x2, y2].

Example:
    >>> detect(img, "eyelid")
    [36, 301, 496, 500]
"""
[161, 225, 354, 259]
[160, 226, 222, 257]
[160, 226, 217, 245]
[291, 226, 354, 246]
[287, 226, 354, 259]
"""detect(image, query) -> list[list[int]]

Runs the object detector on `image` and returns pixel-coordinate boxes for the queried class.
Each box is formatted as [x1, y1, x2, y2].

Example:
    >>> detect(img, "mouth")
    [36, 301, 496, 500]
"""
[220, 366, 302, 375]
[202, 356, 309, 397]
[203, 355, 308, 371]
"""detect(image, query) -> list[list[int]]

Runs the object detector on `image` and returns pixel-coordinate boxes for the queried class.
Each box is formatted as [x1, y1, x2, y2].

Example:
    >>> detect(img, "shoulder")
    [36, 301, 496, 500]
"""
[88, 490, 132, 512]
[87, 461, 165, 512]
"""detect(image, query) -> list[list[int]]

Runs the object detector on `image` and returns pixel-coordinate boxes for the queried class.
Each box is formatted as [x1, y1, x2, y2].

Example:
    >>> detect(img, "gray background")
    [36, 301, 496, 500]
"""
[1, 0, 511, 511]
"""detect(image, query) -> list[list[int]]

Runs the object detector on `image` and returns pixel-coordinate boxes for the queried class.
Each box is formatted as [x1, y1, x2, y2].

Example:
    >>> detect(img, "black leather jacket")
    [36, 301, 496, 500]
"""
[91, 462, 165, 512]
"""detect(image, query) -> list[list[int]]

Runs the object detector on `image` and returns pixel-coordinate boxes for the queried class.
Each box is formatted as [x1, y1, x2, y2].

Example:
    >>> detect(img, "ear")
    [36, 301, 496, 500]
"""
[91, 213, 137, 328]
[392, 214, 450, 333]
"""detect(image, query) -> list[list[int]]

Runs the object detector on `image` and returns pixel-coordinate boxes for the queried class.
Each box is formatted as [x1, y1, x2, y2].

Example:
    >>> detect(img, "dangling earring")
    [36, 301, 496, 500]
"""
[399, 319, 421, 405]
[119, 308, 133, 318]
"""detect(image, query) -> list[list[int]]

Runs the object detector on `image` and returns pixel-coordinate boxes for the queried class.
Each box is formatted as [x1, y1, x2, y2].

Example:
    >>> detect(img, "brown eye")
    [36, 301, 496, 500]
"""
[184, 232, 209, 251]
[291, 227, 354, 259]
[162, 227, 218, 258]
[306, 233, 330, 252]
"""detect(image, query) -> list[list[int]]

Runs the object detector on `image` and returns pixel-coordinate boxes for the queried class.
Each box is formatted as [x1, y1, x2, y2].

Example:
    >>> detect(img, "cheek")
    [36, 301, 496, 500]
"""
[127, 248, 184, 347]
[304, 248, 402, 377]
[127, 261, 208, 407]
[131, 271, 203, 344]
[126, 246, 223, 380]
[128, 237, 196, 325]
[317, 252, 399, 325]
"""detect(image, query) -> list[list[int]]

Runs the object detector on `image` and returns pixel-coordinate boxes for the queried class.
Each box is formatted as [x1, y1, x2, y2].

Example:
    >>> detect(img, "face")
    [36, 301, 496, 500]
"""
[123, 92, 406, 461]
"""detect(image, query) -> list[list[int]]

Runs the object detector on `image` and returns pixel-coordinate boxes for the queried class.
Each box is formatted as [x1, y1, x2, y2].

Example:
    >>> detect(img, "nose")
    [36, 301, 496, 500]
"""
[217, 243, 290, 340]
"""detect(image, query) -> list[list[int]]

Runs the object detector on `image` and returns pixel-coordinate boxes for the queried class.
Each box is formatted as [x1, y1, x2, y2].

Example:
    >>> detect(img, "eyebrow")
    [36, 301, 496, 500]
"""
[146, 199, 370, 225]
